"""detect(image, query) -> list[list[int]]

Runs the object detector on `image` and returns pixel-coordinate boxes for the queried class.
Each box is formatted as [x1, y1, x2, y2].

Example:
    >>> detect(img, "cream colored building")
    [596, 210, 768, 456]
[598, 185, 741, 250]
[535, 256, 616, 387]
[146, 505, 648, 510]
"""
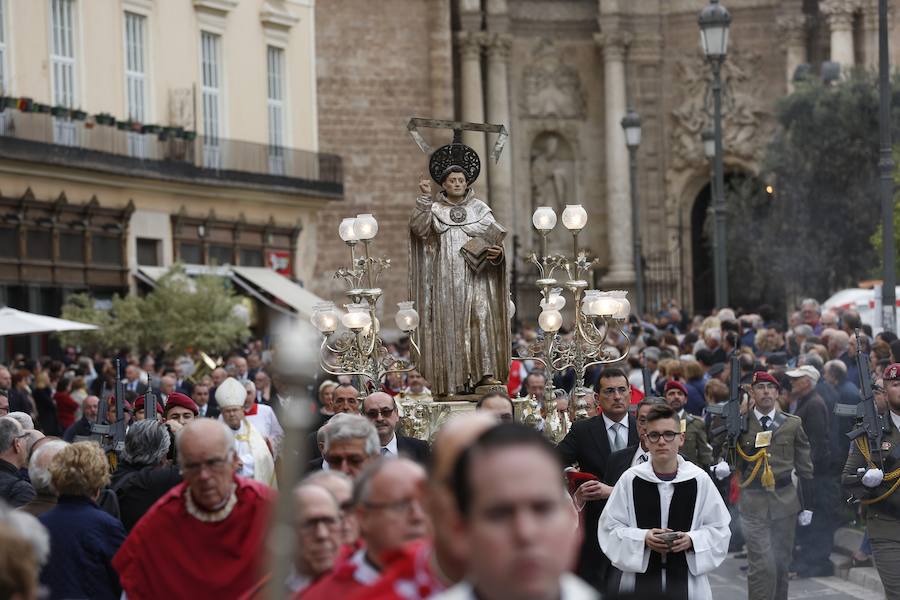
[0, 0, 340, 356]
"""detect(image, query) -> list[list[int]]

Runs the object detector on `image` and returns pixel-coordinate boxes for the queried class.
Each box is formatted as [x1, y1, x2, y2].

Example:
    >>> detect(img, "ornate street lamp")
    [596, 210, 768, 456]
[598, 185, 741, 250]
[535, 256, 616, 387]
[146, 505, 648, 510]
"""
[699, 0, 731, 308]
[620, 108, 644, 317]
[522, 205, 632, 440]
[312, 214, 421, 400]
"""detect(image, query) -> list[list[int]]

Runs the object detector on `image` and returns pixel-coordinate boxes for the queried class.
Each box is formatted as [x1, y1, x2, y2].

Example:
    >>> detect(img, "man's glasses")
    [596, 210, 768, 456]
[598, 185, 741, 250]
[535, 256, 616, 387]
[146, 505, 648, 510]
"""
[325, 455, 367, 468]
[182, 455, 231, 475]
[646, 430, 679, 443]
[365, 408, 395, 419]
[498, 413, 514, 421]
[601, 386, 629, 397]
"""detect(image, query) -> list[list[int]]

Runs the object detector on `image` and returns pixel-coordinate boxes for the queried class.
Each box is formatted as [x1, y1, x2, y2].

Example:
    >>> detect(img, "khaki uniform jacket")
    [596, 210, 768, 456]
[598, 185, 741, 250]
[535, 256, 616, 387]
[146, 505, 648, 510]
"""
[680, 412, 714, 469]
[842, 413, 900, 540]
[736, 409, 814, 520]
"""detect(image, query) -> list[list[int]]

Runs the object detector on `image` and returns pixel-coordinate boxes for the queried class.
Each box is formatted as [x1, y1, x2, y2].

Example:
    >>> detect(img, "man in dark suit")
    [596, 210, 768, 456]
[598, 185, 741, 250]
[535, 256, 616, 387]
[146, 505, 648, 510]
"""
[191, 383, 218, 419]
[604, 397, 663, 487]
[363, 391, 430, 464]
[557, 367, 638, 591]
[123, 364, 148, 396]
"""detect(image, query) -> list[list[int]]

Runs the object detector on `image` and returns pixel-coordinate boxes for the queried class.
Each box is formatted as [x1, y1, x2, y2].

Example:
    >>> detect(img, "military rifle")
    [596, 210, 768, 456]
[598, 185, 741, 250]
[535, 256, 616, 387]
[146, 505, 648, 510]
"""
[706, 355, 746, 464]
[111, 358, 126, 453]
[847, 329, 887, 469]
[145, 374, 158, 422]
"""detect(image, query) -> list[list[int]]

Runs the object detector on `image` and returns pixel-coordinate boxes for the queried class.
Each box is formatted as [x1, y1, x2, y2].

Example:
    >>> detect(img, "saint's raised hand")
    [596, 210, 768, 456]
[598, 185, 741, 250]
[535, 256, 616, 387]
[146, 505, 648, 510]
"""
[418, 178, 432, 195]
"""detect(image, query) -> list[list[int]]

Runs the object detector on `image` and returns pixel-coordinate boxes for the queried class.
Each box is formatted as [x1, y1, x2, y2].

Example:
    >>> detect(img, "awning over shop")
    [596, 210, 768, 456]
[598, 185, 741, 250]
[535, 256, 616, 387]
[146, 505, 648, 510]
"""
[135, 265, 323, 320]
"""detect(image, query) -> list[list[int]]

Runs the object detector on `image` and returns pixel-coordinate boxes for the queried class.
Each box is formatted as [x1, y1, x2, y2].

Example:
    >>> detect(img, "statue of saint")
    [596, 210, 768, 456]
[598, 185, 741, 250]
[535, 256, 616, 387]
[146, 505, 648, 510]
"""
[409, 142, 511, 397]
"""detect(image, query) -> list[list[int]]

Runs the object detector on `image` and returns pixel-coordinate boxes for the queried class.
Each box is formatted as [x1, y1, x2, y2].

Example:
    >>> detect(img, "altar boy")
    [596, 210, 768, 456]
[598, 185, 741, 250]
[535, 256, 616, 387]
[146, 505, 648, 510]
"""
[598, 404, 730, 599]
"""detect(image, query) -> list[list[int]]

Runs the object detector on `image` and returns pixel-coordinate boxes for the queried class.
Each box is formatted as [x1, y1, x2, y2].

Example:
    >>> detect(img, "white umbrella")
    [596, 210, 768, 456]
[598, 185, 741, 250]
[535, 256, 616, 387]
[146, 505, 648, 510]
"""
[0, 306, 99, 336]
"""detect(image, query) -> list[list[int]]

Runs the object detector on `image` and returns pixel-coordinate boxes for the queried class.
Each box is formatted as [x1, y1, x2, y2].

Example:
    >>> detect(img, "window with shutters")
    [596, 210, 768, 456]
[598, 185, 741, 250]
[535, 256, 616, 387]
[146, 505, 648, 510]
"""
[50, 0, 78, 146]
[200, 31, 222, 169]
[266, 46, 285, 175]
[124, 11, 148, 158]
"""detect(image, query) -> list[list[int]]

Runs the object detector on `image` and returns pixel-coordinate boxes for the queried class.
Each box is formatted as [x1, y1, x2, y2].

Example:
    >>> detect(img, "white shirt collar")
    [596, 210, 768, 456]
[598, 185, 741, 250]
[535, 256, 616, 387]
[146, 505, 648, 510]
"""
[285, 567, 313, 594]
[383, 433, 398, 456]
[632, 445, 649, 466]
[753, 407, 776, 423]
[350, 548, 381, 585]
[602, 413, 629, 431]
[891, 411, 900, 433]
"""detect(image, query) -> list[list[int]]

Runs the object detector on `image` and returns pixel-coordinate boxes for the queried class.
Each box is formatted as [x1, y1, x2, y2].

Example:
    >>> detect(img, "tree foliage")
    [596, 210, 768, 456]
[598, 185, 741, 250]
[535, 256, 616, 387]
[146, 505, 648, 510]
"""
[714, 72, 900, 309]
[58, 265, 250, 356]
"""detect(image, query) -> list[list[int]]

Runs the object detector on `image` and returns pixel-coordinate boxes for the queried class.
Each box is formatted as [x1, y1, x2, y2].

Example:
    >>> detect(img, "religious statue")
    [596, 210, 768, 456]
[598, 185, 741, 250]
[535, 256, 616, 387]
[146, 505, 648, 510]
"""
[409, 138, 511, 398]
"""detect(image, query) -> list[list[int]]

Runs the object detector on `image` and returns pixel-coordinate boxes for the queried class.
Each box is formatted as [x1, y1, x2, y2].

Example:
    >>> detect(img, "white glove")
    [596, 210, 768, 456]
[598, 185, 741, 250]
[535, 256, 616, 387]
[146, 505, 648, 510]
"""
[712, 460, 731, 480]
[798, 510, 813, 526]
[862, 468, 885, 488]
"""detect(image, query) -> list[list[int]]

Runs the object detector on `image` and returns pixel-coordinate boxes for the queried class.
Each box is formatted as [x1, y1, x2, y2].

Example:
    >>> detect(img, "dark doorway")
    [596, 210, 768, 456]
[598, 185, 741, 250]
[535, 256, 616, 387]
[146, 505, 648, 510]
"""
[691, 183, 714, 314]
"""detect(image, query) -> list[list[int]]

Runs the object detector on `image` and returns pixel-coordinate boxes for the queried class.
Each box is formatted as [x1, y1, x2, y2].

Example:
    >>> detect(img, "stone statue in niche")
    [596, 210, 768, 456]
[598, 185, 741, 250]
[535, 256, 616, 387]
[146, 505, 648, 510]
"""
[168, 88, 194, 131]
[521, 39, 586, 119]
[530, 132, 575, 250]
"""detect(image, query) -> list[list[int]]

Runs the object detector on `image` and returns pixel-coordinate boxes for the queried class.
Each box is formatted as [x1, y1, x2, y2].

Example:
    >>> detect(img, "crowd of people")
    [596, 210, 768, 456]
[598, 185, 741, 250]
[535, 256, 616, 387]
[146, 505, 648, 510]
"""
[0, 297, 897, 599]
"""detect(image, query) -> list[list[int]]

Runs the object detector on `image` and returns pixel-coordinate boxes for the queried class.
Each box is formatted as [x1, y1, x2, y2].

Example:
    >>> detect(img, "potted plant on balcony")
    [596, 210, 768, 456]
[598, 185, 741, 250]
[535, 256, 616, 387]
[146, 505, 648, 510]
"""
[50, 105, 70, 118]
[181, 130, 197, 141]
[15, 97, 33, 112]
[141, 124, 161, 135]
[32, 103, 51, 114]
[94, 113, 115, 126]
[1, 97, 16, 109]
[71, 109, 87, 121]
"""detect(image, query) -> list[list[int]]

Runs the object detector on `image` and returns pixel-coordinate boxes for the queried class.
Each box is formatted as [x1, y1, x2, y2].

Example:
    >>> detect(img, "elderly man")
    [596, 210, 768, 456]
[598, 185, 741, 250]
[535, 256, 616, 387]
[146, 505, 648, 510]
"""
[243, 380, 284, 456]
[309, 383, 362, 460]
[799, 298, 823, 334]
[313, 413, 379, 477]
[363, 392, 429, 462]
[786, 365, 835, 578]
[0, 416, 34, 507]
[113, 419, 275, 598]
[123, 364, 147, 395]
[303, 470, 358, 546]
[158, 374, 176, 404]
[62, 395, 99, 442]
[402, 370, 432, 402]
[304, 458, 428, 599]
[217, 377, 275, 487]
[436, 424, 593, 600]
[110, 420, 182, 532]
[287, 484, 343, 595]
[20, 439, 68, 517]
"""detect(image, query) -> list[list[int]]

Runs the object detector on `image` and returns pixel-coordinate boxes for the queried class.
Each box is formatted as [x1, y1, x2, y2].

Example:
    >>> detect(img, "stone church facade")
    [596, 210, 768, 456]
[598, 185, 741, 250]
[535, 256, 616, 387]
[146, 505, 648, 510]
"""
[312, 0, 891, 319]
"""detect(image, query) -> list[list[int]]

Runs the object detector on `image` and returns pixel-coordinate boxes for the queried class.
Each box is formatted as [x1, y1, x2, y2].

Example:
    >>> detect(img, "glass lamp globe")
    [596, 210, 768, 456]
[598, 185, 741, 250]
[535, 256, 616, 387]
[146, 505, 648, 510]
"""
[540, 288, 566, 311]
[532, 206, 558, 232]
[698, 0, 731, 59]
[609, 290, 630, 320]
[338, 218, 358, 242]
[561, 205, 588, 231]
[593, 292, 621, 318]
[352, 214, 378, 240]
[395, 301, 420, 332]
[311, 301, 340, 334]
[341, 303, 372, 330]
[538, 309, 563, 333]
[582, 290, 602, 317]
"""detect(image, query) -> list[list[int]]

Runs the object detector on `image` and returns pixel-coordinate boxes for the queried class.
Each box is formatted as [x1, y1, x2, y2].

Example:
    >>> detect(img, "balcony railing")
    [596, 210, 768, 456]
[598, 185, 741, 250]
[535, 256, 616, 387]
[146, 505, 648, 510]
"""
[0, 108, 343, 195]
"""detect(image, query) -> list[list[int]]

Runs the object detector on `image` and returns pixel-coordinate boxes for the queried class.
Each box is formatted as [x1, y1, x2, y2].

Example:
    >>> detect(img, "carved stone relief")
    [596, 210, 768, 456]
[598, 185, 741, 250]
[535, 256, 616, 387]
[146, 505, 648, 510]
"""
[168, 88, 195, 131]
[520, 39, 586, 119]
[530, 131, 575, 252]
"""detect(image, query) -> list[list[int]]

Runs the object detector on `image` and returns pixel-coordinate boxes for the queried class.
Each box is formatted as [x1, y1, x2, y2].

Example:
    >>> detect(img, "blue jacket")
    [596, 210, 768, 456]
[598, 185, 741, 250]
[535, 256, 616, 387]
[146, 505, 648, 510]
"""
[39, 495, 126, 600]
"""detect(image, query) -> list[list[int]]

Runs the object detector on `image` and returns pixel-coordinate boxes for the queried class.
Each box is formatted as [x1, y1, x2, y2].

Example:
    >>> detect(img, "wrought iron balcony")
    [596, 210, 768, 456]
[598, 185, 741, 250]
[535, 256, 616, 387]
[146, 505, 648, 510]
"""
[0, 108, 342, 198]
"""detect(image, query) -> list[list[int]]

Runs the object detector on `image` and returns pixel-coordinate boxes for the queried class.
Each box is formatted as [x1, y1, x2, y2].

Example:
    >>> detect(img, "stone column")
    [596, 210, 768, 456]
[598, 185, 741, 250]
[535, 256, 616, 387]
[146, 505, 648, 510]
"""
[821, 0, 859, 70]
[456, 30, 488, 200]
[862, 0, 880, 69]
[595, 30, 635, 287]
[485, 33, 513, 230]
[776, 14, 808, 91]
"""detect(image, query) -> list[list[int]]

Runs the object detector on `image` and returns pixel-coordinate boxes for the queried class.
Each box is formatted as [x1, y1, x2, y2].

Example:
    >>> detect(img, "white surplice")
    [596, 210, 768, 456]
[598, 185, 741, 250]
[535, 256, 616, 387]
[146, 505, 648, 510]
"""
[598, 456, 731, 600]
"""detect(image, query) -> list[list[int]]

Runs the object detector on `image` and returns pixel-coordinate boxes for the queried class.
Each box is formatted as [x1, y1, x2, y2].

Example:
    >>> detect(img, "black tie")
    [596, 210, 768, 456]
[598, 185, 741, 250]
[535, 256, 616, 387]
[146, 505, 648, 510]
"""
[760, 416, 771, 431]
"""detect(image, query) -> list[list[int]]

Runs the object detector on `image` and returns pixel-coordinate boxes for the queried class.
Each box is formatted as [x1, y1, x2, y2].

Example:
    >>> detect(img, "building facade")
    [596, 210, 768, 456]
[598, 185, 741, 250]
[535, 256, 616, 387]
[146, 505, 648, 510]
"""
[312, 0, 894, 320]
[0, 0, 341, 357]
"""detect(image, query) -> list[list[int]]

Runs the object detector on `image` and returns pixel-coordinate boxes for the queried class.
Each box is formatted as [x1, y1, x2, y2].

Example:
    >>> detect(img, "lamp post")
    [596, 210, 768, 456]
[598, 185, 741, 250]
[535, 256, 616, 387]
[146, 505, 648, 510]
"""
[701, 127, 718, 289]
[699, 0, 731, 309]
[878, 0, 896, 333]
[621, 108, 644, 318]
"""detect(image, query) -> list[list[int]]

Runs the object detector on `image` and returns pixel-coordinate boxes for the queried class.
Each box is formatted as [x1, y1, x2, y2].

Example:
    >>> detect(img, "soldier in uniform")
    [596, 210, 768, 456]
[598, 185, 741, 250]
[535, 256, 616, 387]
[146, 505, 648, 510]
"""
[843, 363, 900, 598]
[663, 380, 713, 469]
[736, 371, 814, 600]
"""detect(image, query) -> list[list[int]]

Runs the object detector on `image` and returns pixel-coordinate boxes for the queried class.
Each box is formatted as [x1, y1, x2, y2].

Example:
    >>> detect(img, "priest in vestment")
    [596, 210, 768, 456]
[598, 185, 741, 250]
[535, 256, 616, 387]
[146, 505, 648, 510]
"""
[599, 404, 730, 600]
[409, 145, 510, 397]
[217, 377, 277, 487]
[113, 419, 274, 599]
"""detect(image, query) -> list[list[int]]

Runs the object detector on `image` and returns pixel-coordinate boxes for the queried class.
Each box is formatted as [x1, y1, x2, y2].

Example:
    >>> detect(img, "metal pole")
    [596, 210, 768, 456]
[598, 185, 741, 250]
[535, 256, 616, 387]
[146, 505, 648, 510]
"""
[712, 58, 729, 307]
[629, 146, 645, 317]
[879, 0, 896, 333]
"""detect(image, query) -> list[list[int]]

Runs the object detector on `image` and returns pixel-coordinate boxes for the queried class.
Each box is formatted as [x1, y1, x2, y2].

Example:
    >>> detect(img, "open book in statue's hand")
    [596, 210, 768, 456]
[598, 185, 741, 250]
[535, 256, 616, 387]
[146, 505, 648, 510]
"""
[460, 222, 507, 273]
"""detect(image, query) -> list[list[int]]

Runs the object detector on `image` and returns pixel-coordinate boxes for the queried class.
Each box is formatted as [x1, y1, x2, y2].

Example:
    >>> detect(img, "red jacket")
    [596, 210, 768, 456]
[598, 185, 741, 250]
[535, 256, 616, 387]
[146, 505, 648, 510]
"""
[54, 391, 79, 429]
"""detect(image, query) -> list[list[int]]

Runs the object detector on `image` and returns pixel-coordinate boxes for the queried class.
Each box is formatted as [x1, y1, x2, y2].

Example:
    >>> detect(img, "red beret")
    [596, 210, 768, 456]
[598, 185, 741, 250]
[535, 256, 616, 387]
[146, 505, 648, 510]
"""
[884, 363, 900, 381]
[752, 371, 780, 388]
[134, 394, 165, 413]
[664, 380, 688, 396]
[163, 391, 199, 416]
